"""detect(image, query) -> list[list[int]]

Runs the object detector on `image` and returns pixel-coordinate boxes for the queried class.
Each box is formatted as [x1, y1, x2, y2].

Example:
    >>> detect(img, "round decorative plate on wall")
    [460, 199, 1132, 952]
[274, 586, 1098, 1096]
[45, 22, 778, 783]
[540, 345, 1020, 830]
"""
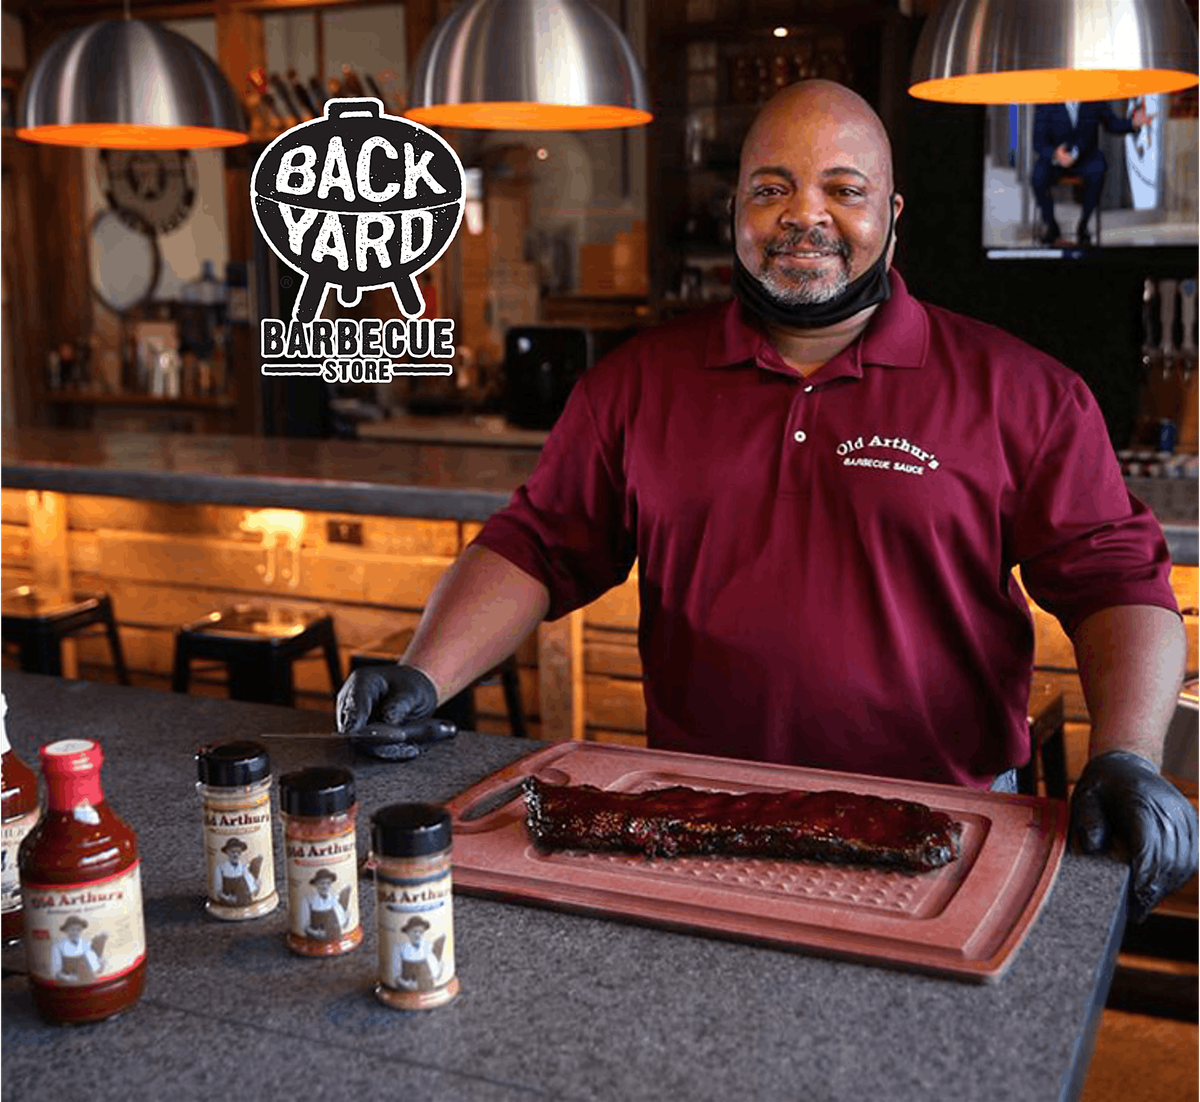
[100, 149, 198, 235]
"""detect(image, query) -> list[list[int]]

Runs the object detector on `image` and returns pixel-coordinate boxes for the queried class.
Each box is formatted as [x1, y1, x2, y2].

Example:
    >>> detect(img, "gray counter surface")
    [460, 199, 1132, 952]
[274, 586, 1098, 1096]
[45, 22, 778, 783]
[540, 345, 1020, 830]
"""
[4, 427, 1197, 563]
[2, 428, 537, 521]
[1, 673, 1129, 1102]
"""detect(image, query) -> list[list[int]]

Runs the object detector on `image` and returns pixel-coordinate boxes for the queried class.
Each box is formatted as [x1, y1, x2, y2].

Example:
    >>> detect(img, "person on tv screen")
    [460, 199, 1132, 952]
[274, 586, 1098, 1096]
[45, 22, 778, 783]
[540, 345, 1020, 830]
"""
[1031, 99, 1150, 246]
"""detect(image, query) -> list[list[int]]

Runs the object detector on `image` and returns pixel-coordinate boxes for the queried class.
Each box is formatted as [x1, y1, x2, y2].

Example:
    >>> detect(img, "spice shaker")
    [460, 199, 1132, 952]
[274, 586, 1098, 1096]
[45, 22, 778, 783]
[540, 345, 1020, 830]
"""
[279, 767, 362, 956]
[370, 803, 459, 1010]
[19, 739, 146, 1024]
[196, 741, 279, 920]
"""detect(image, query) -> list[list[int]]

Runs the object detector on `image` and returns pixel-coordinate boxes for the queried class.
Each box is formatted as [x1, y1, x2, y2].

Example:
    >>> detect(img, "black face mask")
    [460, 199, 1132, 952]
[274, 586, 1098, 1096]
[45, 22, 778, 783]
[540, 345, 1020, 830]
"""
[731, 195, 897, 330]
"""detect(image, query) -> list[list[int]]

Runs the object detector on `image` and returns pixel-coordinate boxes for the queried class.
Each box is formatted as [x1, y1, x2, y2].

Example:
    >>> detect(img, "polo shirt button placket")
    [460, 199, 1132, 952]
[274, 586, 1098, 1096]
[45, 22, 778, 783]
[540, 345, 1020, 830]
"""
[793, 383, 815, 443]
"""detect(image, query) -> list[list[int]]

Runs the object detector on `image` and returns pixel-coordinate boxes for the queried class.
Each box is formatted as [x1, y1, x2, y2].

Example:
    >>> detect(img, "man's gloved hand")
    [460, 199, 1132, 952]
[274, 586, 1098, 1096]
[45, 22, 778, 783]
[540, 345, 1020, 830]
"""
[336, 664, 455, 761]
[1070, 750, 1199, 922]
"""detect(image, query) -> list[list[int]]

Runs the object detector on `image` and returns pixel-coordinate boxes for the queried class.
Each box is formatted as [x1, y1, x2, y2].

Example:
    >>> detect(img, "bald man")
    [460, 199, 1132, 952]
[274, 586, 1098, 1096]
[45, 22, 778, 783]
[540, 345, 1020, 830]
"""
[339, 81, 1195, 923]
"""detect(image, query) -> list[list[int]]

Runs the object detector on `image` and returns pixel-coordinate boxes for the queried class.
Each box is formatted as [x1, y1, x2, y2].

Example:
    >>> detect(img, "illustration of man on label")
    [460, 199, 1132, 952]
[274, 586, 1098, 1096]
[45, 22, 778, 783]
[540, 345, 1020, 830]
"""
[390, 912, 446, 991]
[51, 915, 106, 982]
[214, 837, 262, 907]
[300, 868, 351, 941]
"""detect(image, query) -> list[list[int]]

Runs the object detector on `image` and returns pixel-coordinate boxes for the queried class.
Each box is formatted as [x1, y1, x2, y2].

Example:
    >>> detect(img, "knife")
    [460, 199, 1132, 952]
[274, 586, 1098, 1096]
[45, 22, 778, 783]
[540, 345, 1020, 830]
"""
[260, 718, 457, 746]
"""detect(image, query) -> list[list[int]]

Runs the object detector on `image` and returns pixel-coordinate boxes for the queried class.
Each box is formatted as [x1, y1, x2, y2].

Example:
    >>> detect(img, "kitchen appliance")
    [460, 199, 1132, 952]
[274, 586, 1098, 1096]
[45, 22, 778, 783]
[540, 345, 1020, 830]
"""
[502, 326, 592, 430]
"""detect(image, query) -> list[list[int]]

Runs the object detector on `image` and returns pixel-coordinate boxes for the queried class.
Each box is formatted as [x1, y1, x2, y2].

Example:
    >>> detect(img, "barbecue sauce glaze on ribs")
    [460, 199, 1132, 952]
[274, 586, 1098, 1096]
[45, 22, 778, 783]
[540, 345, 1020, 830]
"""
[523, 778, 962, 873]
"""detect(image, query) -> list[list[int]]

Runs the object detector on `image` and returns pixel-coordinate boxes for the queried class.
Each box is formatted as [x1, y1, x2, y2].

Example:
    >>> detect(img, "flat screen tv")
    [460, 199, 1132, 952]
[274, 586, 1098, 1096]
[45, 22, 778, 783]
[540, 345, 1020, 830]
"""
[981, 90, 1198, 259]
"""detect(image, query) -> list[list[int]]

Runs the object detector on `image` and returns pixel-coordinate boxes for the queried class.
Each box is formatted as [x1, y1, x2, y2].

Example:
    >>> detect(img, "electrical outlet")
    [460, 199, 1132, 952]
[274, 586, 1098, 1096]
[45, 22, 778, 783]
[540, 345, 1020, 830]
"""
[327, 519, 363, 546]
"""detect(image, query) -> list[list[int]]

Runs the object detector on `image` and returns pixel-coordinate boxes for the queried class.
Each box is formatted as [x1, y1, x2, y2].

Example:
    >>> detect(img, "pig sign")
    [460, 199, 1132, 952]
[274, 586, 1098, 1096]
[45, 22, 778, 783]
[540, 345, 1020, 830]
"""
[251, 98, 465, 324]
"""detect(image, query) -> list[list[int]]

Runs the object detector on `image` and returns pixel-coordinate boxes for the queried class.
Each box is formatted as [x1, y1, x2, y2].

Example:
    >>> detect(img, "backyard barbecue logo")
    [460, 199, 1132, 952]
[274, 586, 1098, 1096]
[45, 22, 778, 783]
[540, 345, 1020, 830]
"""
[251, 98, 465, 383]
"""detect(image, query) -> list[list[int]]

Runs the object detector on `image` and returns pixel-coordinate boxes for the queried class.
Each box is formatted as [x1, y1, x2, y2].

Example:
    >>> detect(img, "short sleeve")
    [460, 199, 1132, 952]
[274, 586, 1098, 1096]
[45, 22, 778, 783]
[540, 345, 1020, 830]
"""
[1012, 376, 1177, 636]
[470, 366, 636, 621]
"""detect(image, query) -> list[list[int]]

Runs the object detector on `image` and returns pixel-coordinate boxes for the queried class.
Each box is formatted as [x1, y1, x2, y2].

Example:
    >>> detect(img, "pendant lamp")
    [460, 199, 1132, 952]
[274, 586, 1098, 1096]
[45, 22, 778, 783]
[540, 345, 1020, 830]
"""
[910, 0, 1199, 103]
[407, 0, 652, 130]
[17, 19, 247, 149]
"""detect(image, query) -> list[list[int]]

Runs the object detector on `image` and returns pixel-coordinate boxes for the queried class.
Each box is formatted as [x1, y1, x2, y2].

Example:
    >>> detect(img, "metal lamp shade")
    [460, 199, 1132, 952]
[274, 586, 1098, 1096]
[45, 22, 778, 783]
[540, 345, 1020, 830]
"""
[407, 0, 652, 130]
[910, 0, 1199, 103]
[17, 20, 247, 149]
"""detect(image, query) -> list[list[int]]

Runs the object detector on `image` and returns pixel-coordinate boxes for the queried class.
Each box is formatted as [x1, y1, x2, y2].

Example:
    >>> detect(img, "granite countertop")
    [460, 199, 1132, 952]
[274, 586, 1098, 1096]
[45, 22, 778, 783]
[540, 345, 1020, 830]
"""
[356, 412, 550, 449]
[3, 427, 1196, 563]
[1, 673, 1129, 1102]
[1, 428, 539, 521]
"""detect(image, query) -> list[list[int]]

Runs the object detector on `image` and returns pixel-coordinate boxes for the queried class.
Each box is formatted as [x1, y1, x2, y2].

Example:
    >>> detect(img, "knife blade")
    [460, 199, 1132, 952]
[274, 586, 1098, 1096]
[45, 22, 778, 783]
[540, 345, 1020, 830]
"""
[260, 718, 457, 746]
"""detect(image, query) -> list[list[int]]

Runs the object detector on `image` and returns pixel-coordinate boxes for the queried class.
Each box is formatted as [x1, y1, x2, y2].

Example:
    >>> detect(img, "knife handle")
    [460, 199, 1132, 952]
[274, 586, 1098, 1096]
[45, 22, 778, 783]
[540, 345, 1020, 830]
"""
[1179, 278, 1196, 355]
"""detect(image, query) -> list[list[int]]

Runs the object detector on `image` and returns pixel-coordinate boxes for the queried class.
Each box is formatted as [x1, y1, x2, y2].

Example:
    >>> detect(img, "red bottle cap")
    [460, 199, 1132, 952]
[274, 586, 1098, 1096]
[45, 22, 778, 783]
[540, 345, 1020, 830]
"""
[41, 739, 104, 811]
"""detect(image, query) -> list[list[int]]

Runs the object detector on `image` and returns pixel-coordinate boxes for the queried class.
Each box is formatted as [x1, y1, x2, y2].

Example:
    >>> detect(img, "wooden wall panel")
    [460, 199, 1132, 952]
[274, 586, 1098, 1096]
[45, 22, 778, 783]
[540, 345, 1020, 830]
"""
[585, 633, 642, 679]
[2, 525, 30, 564]
[584, 572, 639, 630]
[586, 674, 646, 733]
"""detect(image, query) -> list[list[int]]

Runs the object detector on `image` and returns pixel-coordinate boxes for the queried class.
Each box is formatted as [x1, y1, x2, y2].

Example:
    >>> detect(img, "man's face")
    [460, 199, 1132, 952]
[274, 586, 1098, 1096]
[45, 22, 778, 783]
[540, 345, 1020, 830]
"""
[735, 98, 900, 306]
[228, 848, 244, 866]
[316, 880, 331, 897]
[66, 927, 83, 945]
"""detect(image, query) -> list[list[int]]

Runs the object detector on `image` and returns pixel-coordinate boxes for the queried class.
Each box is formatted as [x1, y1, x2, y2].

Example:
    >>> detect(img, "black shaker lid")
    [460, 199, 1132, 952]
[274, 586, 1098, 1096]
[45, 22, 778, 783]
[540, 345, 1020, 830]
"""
[370, 802, 451, 856]
[279, 766, 356, 816]
[196, 740, 271, 786]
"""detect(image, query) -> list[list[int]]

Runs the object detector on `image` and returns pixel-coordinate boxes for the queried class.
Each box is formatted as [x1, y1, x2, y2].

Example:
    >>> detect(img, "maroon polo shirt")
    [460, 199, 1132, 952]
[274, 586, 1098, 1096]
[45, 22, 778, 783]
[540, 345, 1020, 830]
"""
[472, 271, 1177, 787]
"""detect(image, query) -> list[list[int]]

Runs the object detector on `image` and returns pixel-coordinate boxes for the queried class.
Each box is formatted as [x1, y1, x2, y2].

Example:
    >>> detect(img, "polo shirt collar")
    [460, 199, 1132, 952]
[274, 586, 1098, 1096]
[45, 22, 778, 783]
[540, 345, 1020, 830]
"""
[706, 269, 930, 381]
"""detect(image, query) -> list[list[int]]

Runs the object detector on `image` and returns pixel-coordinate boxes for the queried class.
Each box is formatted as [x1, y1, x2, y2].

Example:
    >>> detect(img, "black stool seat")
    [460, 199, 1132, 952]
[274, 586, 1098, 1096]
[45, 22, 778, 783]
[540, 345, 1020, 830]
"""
[2, 586, 130, 684]
[351, 628, 528, 737]
[173, 603, 341, 708]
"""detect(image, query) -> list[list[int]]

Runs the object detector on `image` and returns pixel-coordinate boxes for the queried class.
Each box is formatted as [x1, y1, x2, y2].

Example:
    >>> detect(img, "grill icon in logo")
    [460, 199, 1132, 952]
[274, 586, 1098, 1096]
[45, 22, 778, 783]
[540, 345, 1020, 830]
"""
[251, 98, 465, 323]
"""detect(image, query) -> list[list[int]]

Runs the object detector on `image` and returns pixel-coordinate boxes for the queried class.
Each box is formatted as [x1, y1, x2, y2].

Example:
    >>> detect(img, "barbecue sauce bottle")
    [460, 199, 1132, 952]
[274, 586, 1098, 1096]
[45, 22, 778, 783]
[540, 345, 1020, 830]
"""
[1, 694, 40, 944]
[19, 739, 146, 1023]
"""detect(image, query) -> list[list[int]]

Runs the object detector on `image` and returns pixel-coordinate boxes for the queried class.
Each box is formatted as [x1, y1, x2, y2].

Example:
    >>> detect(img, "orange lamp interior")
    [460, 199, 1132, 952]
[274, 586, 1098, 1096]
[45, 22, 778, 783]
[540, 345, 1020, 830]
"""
[405, 102, 653, 130]
[15, 123, 248, 149]
[909, 68, 1200, 104]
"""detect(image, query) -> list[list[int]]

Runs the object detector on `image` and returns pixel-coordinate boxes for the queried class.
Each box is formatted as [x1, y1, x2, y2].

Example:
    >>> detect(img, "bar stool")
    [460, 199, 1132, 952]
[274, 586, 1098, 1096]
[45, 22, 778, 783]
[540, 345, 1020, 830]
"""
[1017, 674, 1069, 799]
[1, 585, 130, 684]
[350, 628, 528, 737]
[173, 603, 342, 708]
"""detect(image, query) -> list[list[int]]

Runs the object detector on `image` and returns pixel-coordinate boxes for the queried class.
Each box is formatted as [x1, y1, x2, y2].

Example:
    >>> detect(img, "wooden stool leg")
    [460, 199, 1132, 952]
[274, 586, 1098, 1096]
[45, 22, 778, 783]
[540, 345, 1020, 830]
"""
[500, 656, 528, 738]
[172, 635, 193, 694]
[20, 628, 63, 678]
[321, 634, 343, 696]
[1041, 728, 1069, 801]
[269, 658, 296, 709]
[226, 652, 289, 706]
[98, 597, 131, 686]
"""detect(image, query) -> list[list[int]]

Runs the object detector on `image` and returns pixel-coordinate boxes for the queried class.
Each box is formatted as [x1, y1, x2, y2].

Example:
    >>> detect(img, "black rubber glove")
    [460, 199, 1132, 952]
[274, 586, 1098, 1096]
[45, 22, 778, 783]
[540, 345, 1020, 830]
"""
[336, 664, 456, 761]
[1070, 750, 1199, 922]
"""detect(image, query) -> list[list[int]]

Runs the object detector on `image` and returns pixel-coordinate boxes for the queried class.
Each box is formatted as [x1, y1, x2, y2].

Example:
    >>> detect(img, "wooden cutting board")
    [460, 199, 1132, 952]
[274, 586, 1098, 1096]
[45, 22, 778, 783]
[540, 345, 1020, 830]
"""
[445, 743, 1068, 983]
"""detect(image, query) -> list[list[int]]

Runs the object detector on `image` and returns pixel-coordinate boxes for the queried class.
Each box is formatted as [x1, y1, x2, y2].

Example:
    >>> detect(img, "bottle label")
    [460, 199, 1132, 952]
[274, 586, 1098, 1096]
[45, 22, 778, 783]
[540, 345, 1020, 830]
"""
[1, 808, 41, 915]
[376, 867, 455, 995]
[285, 825, 359, 943]
[202, 789, 276, 910]
[23, 864, 146, 985]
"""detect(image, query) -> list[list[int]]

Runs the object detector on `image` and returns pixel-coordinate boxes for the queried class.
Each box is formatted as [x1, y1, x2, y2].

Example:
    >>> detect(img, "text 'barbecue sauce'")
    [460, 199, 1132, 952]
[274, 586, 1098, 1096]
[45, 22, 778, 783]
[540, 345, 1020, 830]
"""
[1, 694, 40, 943]
[19, 739, 146, 1023]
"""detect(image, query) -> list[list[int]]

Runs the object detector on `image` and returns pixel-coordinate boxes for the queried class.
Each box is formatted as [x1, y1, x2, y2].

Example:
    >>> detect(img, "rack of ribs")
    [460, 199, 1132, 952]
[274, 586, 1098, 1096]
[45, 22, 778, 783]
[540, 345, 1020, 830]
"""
[523, 777, 962, 873]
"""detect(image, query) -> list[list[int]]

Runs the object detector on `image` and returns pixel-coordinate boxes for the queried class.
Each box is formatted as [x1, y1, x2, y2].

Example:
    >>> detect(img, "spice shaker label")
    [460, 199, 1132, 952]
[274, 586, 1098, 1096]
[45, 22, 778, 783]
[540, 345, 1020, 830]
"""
[2, 807, 40, 916]
[23, 863, 146, 985]
[376, 869, 455, 997]
[203, 790, 275, 910]
[285, 828, 359, 945]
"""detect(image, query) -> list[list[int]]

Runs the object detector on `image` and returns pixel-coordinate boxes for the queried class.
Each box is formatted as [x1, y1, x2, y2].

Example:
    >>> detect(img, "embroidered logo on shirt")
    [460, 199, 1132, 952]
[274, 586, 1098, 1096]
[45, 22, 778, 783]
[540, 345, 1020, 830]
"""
[835, 434, 939, 476]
